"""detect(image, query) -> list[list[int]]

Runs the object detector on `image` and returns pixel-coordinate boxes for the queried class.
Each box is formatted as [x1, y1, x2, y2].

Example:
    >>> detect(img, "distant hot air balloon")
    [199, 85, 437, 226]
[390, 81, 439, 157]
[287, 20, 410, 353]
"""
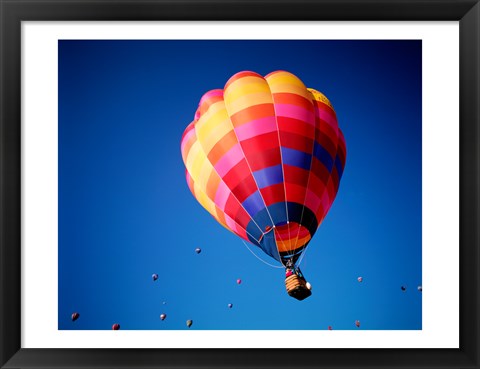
[236, 279, 242, 285]
[328, 326, 333, 330]
[71, 312, 80, 322]
[228, 303, 233, 308]
[160, 313, 167, 321]
[162, 301, 167, 305]
[152, 274, 158, 281]
[181, 71, 346, 301]
[401, 286, 406, 292]
[417, 285, 422, 292]
[355, 320, 361, 328]
[112, 323, 120, 330]
[186, 320, 193, 328]
[357, 277, 363, 282]
[195, 247, 202, 254]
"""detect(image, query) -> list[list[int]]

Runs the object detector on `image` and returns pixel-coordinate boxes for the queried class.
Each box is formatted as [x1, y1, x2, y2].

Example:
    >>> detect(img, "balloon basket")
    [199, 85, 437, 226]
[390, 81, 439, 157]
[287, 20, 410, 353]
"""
[285, 274, 312, 300]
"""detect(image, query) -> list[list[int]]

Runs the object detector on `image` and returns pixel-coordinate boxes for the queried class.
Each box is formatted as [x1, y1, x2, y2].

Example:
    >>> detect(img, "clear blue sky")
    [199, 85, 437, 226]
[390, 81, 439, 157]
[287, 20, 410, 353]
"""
[58, 40, 422, 330]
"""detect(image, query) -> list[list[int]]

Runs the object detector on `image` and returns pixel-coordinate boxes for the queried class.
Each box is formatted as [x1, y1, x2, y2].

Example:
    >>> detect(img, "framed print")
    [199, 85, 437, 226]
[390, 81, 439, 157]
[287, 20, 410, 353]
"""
[1, 1, 479, 368]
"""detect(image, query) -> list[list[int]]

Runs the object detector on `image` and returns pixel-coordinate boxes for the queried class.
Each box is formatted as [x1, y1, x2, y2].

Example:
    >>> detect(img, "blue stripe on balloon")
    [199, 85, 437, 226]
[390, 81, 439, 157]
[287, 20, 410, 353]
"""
[281, 147, 312, 170]
[246, 202, 287, 231]
[246, 205, 271, 234]
[242, 191, 264, 216]
[246, 209, 272, 258]
[246, 202, 320, 264]
[252, 165, 283, 189]
[268, 202, 288, 225]
[260, 230, 282, 263]
[313, 143, 334, 172]
[248, 202, 319, 240]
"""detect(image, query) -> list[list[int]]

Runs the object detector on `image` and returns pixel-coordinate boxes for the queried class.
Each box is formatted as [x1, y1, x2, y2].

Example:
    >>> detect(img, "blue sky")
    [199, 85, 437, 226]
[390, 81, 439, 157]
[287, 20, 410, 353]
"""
[58, 40, 422, 330]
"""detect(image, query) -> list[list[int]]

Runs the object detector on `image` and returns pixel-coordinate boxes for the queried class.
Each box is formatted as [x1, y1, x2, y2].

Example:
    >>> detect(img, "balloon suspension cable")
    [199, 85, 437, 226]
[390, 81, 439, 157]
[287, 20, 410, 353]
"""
[296, 241, 310, 267]
[241, 240, 283, 269]
[270, 226, 289, 266]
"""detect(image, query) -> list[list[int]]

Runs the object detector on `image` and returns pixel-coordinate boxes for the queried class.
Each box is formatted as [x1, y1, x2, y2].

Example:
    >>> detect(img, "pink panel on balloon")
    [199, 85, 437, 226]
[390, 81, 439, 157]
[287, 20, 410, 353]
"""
[274, 104, 315, 125]
[214, 181, 231, 209]
[317, 107, 338, 130]
[225, 208, 242, 232]
[214, 143, 243, 177]
[234, 116, 278, 141]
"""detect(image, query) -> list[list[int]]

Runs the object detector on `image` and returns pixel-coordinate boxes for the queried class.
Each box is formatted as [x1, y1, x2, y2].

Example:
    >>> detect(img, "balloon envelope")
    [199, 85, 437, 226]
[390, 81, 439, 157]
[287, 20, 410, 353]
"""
[417, 285, 422, 292]
[357, 277, 363, 282]
[355, 320, 360, 328]
[236, 279, 242, 285]
[71, 312, 80, 322]
[152, 274, 158, 281]
[186, 320, 193, 328]
[112, 323, 120, 330]
[181, 70, 346, 266]
[160, 314, 167, 321]
[195, 248, 201, 254]
[228, 303, 233, 308]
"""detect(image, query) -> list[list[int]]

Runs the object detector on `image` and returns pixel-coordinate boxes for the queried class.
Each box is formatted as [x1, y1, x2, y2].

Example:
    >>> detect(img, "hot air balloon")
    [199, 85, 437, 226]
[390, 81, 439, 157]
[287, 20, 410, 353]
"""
[401, 286, 406, 292]
[152, 274, 158, 281]
[328, 326, 333, 330]
[227, 303, 233, 308]
[71, 312, 80, 322]
[195, 247, 202, 254]
[160, 313, 167, 321]
[181, 70, 346, 301]
[417, 285, 422, 292]
[186, 320, 193, 328]
[355, 320, 360, 328]
[112, 323, 120, 330]
[236, 279, 242, 285]
[357, 277, 363, 282]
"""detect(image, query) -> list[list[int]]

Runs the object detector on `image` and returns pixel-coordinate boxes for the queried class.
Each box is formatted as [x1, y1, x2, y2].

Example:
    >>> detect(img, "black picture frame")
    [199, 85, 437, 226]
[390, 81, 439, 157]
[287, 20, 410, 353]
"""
[1, 1, 479, 368]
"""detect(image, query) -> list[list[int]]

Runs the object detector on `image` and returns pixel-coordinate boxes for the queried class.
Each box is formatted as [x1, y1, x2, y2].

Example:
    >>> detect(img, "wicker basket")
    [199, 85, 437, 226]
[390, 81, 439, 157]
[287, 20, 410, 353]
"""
[285, 274, 312, 300]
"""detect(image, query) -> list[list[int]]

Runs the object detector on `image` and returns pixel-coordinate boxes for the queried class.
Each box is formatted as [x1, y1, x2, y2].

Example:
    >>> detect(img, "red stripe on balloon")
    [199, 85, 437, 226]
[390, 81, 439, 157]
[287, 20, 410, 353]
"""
[277, 117, 315, 138]
[310, 158, 331, 186]
[260, 183, 286, 206]
[222, 159, 250, 189]
[283, 165, 310, 187]
[246, 147, 282, 172]
[240, 131, 280, 161]
[279, 131, 314, 154]
[285, 183, 308, 204]
[273, 92, 313, 109]
[230, 104, 275, 128]
[317, 123, 338, 152]
[231, 175, 257, 203]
